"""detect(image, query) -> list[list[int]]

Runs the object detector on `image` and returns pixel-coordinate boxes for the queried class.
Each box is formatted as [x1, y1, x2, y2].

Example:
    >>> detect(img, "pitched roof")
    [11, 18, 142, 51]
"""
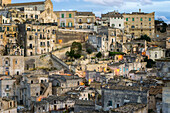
[7, 1, 45, 7]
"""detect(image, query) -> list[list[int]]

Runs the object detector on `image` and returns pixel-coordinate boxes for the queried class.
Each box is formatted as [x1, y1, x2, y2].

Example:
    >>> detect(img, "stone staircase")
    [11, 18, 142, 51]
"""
[50, 53, 75, 73]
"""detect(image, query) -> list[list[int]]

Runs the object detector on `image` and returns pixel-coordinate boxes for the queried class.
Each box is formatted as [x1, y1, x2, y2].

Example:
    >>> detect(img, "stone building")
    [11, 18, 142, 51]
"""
[50, 75, 82, 95]
[156, 58, 170, 77]
[33, 95, 75, 113]
[148, 86, 162, 113]
[55, 11, 76, 30]
[146, 47, 165, 61]
[166, 37, 170, 49]
[101, 11, 124, 29]
[74, 100, 95, 113]
[75, 12, 95, 30]
[123, 9, 155, 38]
[0, 0, 11, 7]
[112, 103, 147, 113]
[0, 0, 57, 24]
[0, 76, 16, 98]
[102, 86, 148, 111]
[14, 72, 52, 110]
[18, 23, 57, 56]
[0, 23, 18, 46]
[0, 55, 24, 76]
[0, 97, 17, 113]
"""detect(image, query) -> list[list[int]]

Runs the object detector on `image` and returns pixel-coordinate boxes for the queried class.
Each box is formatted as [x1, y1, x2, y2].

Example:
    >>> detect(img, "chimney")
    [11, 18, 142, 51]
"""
[139, 9, 141, 13]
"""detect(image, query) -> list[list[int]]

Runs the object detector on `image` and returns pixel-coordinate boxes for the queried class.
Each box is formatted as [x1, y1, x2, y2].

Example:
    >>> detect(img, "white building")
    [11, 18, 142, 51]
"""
[146, 47, 165, 61]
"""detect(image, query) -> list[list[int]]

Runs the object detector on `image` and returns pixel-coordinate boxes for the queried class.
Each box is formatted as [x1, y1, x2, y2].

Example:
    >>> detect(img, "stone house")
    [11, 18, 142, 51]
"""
[14, 73, 52, 110]
[146, 47, 165, 61]
[75, 12, 95, 30]
[33, 95, 75, 113]
[0, 55, 24, 76]
[50, 75, 82, 95]
[148, 86, 162, 113]
[128, 70, 147, 81]
[101, 11, 124, 29]
[54, 11, 77, 30]
[0, 97, 17, 113]
[0, 77, 16, 98]
[123, 9, 155, 38]
[74, 100, 95, 113]
[102, 86, 148, 111]
[85, 71, 101, 84]
[18, 23, 57, 56]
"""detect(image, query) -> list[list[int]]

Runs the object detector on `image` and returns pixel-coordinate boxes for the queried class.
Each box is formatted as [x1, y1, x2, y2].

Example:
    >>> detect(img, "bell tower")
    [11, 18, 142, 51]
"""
[0, 0, 11, 7]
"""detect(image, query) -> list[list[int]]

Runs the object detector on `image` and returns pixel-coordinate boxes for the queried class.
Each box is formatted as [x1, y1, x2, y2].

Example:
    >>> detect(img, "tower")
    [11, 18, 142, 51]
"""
[0, 0, 11, 7]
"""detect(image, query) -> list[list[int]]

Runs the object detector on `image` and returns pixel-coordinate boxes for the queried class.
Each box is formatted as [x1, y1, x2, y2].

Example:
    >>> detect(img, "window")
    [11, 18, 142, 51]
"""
[27, 27, 31, 31]
[149, 18, 151, 21]
[126, 18, 128, 21]
[5, 61, 8, 64]
[61, 22, 65, 27]
[141, 18, 143, 21]
[119, 24, 121, 27]
[7, 27, 9, 31]
[87, 26, 90, 29]
[68, 22, 72, 27]
[47, 41, 50, 46]
[17, 71, 19, 75]
[35, 15, 38, 19]
[6, 85, 9, 88]
[69, 14, 72, 18]
[132, 18, 134, 21]
[79, 26, 82, 29]
[29, 44, 32, 49]
[123, 67, 125, 72]
[61, 14, 64, 18]
[15, 60, 17, 64]
[31, 80, 33, 84]
[131, 26, 135, 28]
[1, 35, 3, 39]
[169, 39, 170, 43]
[87, 18, 91, 23]
[79, 19, 82, 23]
[155, 52, 157, 58]
[112, 24, 115, 27]
[10, 102, 12, 107]
[108, 101, 112, 106]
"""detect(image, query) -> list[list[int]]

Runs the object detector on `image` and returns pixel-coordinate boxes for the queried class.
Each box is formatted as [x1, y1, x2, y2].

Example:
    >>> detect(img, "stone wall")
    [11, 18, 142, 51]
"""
[102, 87, 148, 111]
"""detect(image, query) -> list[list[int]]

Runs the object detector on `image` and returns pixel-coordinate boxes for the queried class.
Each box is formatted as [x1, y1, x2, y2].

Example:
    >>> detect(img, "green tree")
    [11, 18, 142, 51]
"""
[144, 57, 156, 68]
[86, 48, 93, 54]
[96, 52, 102, 58]
[71, 42, 82, 52]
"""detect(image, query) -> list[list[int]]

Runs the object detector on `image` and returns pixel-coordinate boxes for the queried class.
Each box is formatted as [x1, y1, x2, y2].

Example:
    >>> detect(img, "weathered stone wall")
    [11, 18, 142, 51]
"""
[102, 88, 148, 111]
